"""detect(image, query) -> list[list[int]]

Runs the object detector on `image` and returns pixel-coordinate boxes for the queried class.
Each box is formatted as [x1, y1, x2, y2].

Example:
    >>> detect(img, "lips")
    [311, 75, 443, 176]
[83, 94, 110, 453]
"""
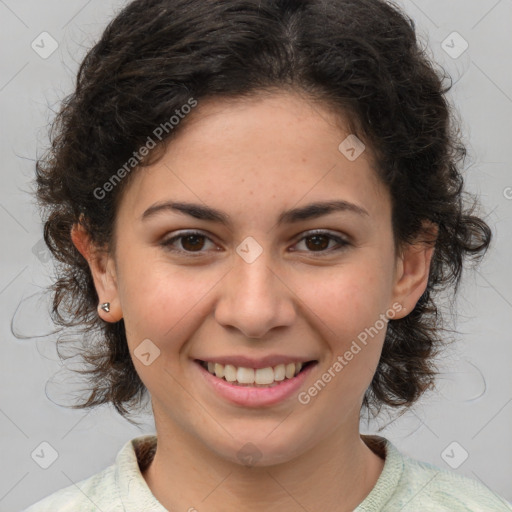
[194, 358, 318, 407]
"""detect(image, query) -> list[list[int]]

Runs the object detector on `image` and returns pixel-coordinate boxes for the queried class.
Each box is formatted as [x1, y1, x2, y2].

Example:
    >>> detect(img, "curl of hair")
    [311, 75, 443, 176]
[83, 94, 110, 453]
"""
[35, 0, 491, 421]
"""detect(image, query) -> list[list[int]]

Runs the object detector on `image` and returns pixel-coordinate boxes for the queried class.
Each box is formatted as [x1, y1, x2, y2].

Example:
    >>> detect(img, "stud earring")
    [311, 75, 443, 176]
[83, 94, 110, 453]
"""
[99, 302, 111, 313]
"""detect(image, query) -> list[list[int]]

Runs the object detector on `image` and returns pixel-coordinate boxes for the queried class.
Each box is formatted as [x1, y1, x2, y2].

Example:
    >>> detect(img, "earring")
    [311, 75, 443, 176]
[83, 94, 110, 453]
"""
[99, 302, 111, 313]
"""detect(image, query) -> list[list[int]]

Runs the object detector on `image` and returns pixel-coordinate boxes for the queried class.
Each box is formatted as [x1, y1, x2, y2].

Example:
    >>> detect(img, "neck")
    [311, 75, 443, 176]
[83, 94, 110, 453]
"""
[142, 420, 385, 512]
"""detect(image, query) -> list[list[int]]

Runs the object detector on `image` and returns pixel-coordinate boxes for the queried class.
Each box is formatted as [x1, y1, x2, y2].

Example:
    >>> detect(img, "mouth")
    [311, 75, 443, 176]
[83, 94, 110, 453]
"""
[195, 359, 317, 388]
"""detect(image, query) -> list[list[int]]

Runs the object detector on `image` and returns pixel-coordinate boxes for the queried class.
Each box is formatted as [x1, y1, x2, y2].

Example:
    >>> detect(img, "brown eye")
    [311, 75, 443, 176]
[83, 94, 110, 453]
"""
[161, 231, 217, 254]
[180, 234, 206, 251]
[304, 234, 330, 251]
[292, 230, 350, 255]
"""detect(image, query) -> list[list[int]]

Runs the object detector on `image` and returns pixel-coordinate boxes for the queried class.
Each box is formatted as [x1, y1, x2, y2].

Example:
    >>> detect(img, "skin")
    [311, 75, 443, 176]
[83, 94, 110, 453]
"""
[72, 91, 436, 512]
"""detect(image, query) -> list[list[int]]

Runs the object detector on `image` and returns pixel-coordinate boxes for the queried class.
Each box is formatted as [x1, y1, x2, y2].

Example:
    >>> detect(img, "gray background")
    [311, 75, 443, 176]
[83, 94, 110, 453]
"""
[1, 0, 511, 510]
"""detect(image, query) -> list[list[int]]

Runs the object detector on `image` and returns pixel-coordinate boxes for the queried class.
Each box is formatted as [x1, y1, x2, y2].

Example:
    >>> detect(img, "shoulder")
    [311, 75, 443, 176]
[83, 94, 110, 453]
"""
[22, 435, 159, 512]
[387, 439, 512, 511]
[22, 463, 119, 512]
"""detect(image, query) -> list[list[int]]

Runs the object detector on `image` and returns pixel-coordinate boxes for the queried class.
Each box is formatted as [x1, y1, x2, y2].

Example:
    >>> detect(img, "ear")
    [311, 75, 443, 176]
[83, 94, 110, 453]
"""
[71, 221, 123, 322]
[390, 221, 438, 319]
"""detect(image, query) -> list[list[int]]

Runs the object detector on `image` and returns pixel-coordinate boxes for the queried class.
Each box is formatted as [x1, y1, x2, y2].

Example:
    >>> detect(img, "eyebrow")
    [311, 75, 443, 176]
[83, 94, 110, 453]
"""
[141, 199, 369, 226]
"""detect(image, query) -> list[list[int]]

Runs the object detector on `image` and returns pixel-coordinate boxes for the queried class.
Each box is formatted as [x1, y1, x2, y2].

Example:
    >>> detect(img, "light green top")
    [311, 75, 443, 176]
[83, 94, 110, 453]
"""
[24, 434, 512, 511]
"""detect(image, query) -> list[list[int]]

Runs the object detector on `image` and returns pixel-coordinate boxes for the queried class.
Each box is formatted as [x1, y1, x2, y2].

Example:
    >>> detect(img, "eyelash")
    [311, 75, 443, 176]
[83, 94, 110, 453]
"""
[160, 229, 350, 257]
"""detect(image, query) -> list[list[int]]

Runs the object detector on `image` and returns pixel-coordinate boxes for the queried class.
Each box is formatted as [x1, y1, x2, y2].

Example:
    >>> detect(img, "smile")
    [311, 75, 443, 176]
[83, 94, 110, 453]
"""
[198, 360, 315, 387]
[194, 358, 318, 407]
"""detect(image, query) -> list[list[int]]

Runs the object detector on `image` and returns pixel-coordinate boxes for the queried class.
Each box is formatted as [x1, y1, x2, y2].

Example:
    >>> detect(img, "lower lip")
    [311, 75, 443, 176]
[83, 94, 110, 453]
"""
[194, 361, 317, 407]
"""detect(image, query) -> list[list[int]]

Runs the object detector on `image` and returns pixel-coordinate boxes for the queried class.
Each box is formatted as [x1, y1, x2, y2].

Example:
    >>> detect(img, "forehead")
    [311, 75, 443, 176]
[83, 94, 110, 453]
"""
[117, 92, 390, 224]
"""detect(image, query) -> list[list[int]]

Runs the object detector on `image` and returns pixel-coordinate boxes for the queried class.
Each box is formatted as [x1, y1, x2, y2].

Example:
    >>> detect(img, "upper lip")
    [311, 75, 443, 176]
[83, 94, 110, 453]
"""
[195, 355, 317, 369]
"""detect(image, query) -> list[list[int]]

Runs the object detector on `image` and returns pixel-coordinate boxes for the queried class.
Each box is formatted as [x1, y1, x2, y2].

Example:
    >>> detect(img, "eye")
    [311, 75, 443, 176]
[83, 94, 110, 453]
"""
[160, 230, 219, 255]
[160, 229, 350, 257]
[291, 230, 350, 255]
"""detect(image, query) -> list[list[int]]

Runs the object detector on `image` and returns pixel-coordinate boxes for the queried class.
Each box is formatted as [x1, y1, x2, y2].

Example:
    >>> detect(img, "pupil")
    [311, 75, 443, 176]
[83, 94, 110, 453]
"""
[182, 235, 204, 251]
[306, 235, 328, 251]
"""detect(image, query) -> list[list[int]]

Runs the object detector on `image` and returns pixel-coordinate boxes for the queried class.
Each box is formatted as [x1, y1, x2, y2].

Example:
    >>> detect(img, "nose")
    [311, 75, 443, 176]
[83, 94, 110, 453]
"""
[214, 248, 296, 339]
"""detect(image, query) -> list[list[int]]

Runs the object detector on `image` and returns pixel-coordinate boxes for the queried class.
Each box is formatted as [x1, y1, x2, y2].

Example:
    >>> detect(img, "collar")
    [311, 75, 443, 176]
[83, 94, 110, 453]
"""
[113, 433, 403, 511]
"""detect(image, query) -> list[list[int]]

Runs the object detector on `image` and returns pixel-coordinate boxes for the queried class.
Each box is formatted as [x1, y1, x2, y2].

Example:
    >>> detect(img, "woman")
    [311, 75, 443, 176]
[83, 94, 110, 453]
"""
[24, 0, 512, 510]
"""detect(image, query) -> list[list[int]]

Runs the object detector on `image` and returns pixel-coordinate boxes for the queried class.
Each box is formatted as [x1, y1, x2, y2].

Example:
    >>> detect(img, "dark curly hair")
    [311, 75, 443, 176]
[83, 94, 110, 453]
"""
[34, 0, 491, 422]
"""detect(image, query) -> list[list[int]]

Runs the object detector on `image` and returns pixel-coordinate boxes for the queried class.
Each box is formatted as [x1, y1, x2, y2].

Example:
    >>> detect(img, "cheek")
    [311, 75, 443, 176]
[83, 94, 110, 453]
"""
[117, 256, 219, 350]
[293, 261, 393, 406]
[298, 259, 392, 342]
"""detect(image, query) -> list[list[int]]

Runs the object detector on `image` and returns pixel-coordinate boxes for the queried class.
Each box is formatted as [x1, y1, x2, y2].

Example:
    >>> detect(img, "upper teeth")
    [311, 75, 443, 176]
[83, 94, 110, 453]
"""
[204, 361, 303, 385]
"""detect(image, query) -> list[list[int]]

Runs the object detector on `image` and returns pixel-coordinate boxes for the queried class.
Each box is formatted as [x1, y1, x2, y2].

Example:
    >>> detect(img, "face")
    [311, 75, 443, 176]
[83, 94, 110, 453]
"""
[75, 91, 433, 466]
